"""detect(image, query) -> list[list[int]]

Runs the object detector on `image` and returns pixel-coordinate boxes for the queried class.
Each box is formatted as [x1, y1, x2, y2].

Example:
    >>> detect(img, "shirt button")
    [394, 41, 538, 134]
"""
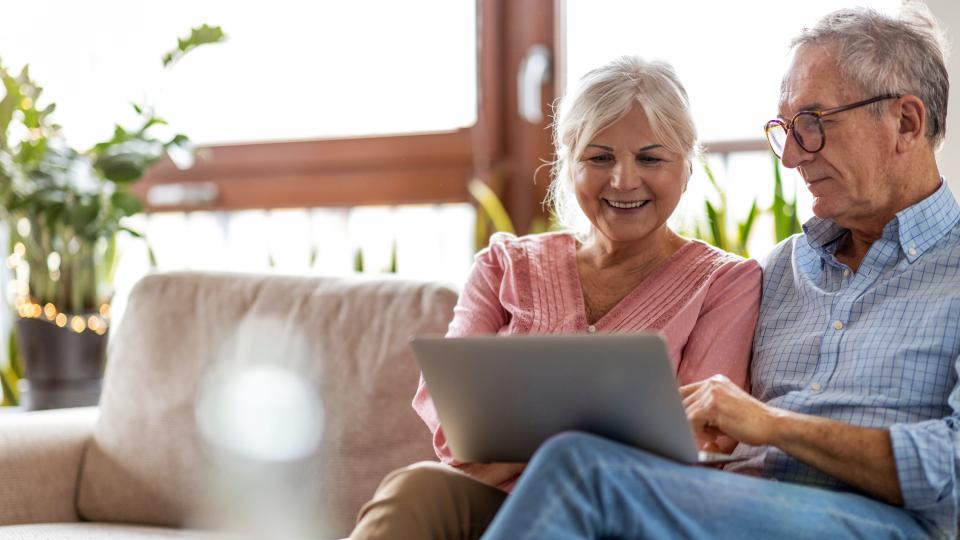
[908, 246, 917, 257]
[587, 325, 597, 333]
[832, 320, 844, 330]
[842, 269, 850, 277]
[810, 383, 823, 391]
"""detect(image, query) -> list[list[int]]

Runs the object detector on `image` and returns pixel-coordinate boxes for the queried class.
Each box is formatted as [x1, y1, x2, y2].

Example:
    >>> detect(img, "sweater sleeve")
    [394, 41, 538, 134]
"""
[676, 258, 762, 390]
[412, 238, 510, 467]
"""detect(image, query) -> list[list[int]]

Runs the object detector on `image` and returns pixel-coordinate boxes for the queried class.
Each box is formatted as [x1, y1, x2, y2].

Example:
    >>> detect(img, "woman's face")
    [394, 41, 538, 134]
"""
[573, 106, 688, 246]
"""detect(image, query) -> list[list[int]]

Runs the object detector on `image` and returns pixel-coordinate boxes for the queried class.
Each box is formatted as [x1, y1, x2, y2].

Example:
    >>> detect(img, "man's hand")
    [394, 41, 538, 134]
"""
[681, 375, 904, 505]
[680, 374, 783, 449]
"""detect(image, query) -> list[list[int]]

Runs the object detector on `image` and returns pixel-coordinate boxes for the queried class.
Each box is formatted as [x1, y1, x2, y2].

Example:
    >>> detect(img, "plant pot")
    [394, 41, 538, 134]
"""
[15, 317, 108, 410]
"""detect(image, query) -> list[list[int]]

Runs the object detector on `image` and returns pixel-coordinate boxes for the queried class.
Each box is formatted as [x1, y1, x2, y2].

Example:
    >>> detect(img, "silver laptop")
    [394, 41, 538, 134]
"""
[411, 333, 741, 465]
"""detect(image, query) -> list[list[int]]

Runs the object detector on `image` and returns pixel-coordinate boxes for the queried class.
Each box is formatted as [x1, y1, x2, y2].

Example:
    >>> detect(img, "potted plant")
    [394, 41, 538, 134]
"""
[0, 25, 225, 409]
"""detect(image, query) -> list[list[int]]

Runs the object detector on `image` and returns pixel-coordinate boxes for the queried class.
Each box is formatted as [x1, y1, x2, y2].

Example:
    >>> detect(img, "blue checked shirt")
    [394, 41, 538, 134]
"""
[727, 181, 960, 537]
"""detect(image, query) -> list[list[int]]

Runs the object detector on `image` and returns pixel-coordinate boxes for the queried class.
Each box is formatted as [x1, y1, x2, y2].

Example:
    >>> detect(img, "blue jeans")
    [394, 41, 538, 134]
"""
[481, 432, 933, 540]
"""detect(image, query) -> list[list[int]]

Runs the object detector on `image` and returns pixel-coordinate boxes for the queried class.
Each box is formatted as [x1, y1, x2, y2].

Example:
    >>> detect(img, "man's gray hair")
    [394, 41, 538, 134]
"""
[547, 55, 699, 233]
[789, 2, 949, 148]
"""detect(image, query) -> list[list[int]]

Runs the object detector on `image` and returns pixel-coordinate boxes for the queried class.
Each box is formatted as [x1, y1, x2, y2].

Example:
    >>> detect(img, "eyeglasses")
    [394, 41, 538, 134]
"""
[764, 94, 902, 158]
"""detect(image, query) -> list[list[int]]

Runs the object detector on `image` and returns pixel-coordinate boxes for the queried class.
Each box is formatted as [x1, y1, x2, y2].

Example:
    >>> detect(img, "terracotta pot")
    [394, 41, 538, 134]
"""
[15, 317, 107, 410]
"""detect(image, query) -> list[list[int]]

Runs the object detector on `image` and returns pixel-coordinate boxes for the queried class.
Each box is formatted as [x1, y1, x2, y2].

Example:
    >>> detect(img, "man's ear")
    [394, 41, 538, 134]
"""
[896, 95, 926, 152]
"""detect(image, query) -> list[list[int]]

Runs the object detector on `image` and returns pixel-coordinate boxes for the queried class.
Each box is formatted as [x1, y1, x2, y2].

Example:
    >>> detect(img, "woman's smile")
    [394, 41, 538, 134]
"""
[603, 198, 650, 210]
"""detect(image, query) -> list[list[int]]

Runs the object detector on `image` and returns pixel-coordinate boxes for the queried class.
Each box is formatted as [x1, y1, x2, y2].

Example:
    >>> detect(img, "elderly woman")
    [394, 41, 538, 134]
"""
[350, 55, 761, 540]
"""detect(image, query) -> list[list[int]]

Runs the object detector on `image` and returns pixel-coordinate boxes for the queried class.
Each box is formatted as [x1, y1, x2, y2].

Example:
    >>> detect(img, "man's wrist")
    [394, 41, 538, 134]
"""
[761, 405, 798, 448]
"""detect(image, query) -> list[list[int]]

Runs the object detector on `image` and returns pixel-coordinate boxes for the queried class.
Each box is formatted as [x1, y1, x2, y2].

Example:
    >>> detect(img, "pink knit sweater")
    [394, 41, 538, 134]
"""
[413, 231, 761, 488]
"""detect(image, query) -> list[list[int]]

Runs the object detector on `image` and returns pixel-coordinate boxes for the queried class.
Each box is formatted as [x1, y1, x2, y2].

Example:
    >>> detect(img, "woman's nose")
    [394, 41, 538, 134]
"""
[610, 160, 643, 190]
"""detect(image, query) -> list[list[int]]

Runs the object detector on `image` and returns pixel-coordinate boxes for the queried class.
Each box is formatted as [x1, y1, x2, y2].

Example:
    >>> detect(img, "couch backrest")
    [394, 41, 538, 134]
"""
[77, 272, 456, 537]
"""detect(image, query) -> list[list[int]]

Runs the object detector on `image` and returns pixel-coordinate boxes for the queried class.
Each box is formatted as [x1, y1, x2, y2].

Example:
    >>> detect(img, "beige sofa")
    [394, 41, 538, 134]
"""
[0, 272, 457, 538]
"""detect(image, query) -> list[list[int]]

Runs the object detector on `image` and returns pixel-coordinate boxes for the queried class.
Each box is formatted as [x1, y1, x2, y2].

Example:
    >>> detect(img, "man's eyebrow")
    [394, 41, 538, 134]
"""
[779, 102, 827, 118]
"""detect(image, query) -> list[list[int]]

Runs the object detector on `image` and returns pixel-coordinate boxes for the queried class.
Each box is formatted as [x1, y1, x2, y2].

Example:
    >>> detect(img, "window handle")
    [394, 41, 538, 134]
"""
[517, 44, 552, 124]
[146, 182, 219, 208]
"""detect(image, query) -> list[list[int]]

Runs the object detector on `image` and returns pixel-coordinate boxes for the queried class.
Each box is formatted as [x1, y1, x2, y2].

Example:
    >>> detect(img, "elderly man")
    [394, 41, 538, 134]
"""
[480, 5, 958, 539]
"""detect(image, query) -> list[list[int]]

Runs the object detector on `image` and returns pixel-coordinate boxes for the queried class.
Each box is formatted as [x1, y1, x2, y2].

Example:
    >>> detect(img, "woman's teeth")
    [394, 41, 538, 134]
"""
[605, 199, 648, 209]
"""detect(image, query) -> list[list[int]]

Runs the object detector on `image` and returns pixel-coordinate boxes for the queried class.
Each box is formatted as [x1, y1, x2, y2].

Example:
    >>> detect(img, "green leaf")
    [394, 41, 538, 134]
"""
[699, 155, 726, 207]
[164, 133, 194, 169]
[704, 200, 725, 249]
[93, 140, 164, 183]
[119, 225, 145, 238]
[8, 330, 22, 379]
[0, 66, 22, 150]
[388, 239, 398, 273]
[111, 190, 144, 217]
[91, 125, 134, 155]
[146, 242, 158, 268]
[120, 226, 158, 267]
[468, 178, 515, 235]
[353, 248, 364, 273]
[101, 234, 119, 285]
[0, 368, 18, 407]
[474, 206, 489, 251]
[528, 216, 549, 235]
[740, 200, 759, 242]
[3, 325, 22, 406]
[67, 198, 101, 234]
[162, 24, 226, 68]
[736, 199, 759, 257]
[139, 116, 168, 134]
[771, 155, 802, 242]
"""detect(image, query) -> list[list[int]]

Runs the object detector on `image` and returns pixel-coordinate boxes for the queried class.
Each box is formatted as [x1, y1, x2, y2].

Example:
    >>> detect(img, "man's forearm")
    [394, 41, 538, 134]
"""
[683, 376, 906, 505]
[771, 410, 903, 505]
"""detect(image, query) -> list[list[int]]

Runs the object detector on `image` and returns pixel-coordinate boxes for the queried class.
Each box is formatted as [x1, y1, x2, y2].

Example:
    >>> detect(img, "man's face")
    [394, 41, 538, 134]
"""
[778, 44, 899, 229]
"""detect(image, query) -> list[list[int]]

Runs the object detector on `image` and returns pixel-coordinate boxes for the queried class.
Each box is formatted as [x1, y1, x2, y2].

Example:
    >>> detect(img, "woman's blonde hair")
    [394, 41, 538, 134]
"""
[547, 55, 699, 233]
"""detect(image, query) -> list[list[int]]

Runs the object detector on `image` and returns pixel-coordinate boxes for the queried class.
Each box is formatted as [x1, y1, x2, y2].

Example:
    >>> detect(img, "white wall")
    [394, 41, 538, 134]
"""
[927, 0, 960, 193]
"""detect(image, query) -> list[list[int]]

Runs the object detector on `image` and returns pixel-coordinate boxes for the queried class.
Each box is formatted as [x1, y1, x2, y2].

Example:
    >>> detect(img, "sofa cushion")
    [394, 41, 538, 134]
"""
[0, 523, 235, 539]
[0, 407, 98, 525]
[77, 272, 455, 538]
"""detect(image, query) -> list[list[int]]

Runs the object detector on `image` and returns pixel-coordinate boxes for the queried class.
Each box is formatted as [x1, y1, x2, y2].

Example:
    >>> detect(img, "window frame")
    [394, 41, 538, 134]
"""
[133, 0, 560, 236]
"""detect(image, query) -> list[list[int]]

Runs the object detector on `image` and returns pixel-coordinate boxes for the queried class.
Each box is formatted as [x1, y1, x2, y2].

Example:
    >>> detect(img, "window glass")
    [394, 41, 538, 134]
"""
[0, 0, 477, 148]
[564, 1, 901, 142]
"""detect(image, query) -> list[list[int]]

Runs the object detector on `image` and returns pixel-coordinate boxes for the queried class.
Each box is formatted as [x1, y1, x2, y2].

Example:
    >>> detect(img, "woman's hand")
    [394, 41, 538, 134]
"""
[680, 374, 784, 449]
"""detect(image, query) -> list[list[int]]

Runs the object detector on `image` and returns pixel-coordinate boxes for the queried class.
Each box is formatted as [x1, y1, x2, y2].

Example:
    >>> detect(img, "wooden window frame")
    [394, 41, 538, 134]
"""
[133, 131, 475, 211]
[133, 1, 770, 230]
[133, 0, 560, 236]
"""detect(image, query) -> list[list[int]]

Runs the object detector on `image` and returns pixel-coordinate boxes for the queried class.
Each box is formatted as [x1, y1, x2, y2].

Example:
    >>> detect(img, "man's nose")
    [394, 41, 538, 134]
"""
[779, 130, 815, 169]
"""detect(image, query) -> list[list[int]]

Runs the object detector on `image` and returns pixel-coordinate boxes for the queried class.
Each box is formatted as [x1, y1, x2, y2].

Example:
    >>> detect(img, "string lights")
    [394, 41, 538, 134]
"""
[7, 242, 111, 335]
[13, 297, 110, 336]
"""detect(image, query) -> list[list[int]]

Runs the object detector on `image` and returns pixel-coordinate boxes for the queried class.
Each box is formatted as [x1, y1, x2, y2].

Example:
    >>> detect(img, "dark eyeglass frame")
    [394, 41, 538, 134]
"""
[764, 93, 903, 157]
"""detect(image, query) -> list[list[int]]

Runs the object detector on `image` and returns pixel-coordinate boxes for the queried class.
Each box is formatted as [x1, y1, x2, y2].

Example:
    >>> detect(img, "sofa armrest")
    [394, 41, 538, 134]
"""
[0, 407, 99, 525]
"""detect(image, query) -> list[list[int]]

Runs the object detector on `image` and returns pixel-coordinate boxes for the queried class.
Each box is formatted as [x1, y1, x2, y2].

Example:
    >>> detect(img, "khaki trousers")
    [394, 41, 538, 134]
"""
[350, 462, 508, 540]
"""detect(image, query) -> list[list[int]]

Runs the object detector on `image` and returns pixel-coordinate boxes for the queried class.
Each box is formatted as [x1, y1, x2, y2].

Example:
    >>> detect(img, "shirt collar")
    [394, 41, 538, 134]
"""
[802, 216, 846, 255]
[895, 180, 960, 261]
[802, 179, 960, 262]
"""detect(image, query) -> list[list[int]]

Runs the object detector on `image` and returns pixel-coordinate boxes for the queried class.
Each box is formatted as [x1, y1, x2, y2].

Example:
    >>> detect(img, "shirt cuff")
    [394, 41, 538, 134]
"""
[889, 420, 956, 516]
